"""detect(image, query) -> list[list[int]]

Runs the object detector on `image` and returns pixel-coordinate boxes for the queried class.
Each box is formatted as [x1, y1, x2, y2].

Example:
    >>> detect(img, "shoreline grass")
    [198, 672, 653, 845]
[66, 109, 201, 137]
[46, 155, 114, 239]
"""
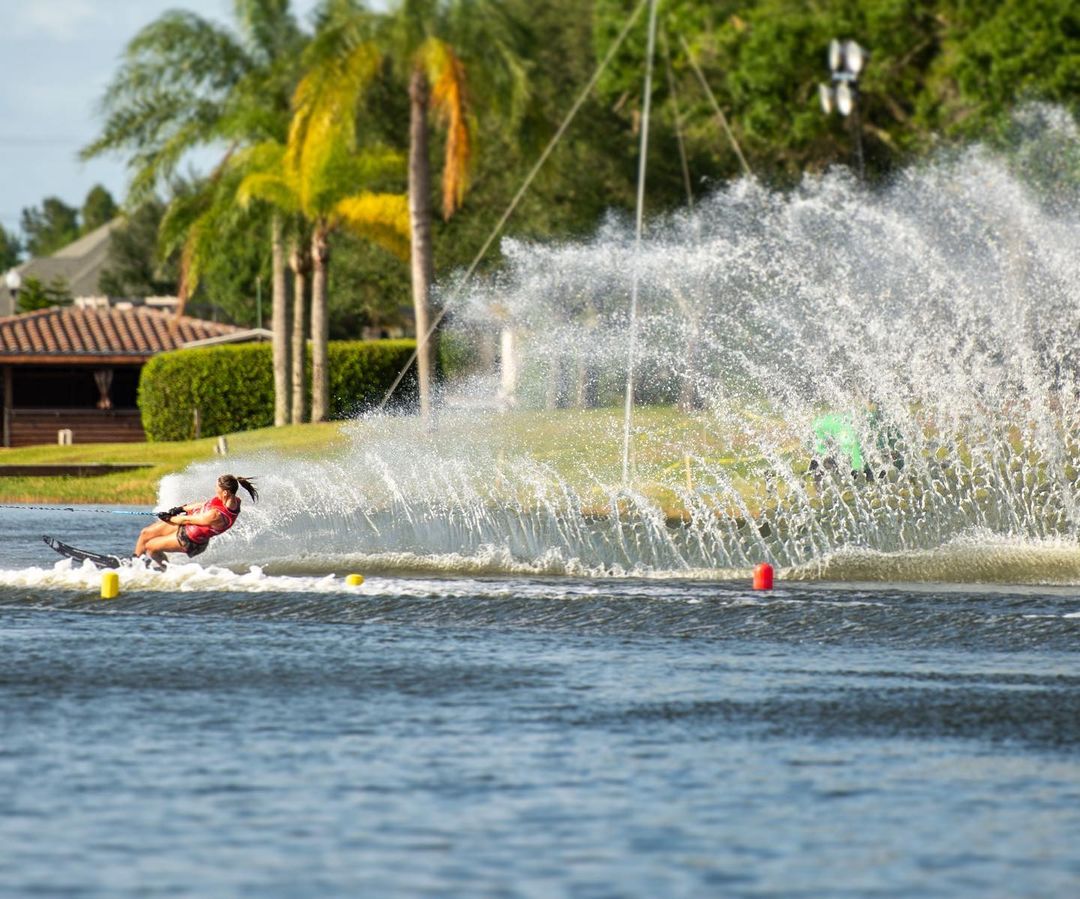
[0, 422, 350, 505]
[0, 407, 799, 516]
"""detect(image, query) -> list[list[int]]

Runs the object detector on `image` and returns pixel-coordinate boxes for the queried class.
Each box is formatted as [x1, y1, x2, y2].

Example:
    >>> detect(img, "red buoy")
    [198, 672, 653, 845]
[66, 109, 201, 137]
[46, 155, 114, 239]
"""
[753, 562, 774, 590]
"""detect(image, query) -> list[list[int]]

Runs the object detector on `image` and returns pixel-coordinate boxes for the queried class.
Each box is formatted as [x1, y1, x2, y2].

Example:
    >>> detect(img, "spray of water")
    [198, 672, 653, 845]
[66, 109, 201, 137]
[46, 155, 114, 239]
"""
[164, 105, 1080, 583]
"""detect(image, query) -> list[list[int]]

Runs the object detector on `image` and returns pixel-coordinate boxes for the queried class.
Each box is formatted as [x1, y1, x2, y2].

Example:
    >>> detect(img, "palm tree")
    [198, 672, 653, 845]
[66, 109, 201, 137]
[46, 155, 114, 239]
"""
[385, 0, 529, 423]
[160, 142, 307, 425]
[240, 21, 411, 422]
[228, 139, 305, 422]
[81, 0, 307, 426]
[287, 230, 312, 424]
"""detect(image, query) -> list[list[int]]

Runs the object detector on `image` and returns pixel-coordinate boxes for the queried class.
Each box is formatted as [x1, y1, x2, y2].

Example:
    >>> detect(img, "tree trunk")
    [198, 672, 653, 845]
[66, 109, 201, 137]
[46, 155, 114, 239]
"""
[678, 326, 701, 412]
[289, 240, 309, 424]
[310, 224, 331, 423]
[271, 215, 290, 426]
[499, 327, 518, 407]
[408, 66, 436, 425]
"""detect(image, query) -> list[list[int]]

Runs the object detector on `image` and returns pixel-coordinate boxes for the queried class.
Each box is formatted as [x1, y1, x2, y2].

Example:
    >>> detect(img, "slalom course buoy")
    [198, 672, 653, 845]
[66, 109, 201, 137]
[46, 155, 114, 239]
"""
[345, 573, 365, 586]
[100, 571, 120, 599]
[752, 563, 774, 591]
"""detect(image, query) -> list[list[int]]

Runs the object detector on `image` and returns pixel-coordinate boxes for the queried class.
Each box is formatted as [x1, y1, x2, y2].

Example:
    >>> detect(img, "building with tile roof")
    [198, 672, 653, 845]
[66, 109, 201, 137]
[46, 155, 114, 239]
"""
[0, 303, 245, 446]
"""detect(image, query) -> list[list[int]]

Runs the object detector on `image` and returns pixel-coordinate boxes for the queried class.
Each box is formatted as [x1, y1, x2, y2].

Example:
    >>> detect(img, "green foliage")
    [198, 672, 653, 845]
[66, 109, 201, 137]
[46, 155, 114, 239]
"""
[99, 199, 179, 297]
[80, 9, 288, 201]
[139, 344, 274, 440]
[328, 339, 419, 417]
[921, 0, 1080, 137]
[279, 15, 410, 255]
[162, 171, 272, 325]
[326, 228, 411, 337]
[367, 0, 638, 301]
[288, 23, 385, 216]
[592, 0, 1080, 186]
[437, 328, 475, 380]
[138, 339, 419, 440]
[82, 0, 1080, 359]
[0, 225, 20, 271]
[17, 276, 72, 312]
[996, 103, 1080, 210]
[435, 0, 637, 250]
[80, 185, 119, 234]
[21, 197, 79, 257]
[187, 213, 269, 326]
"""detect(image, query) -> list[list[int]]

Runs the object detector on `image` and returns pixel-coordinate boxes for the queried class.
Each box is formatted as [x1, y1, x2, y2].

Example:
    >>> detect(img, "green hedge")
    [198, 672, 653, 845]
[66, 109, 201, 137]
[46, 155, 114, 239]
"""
[138, 339, 418, 441]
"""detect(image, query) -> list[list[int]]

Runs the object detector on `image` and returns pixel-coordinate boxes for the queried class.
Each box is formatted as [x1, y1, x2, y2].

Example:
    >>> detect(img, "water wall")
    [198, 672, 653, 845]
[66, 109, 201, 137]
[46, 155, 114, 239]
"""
[164, 105, 1080, 582]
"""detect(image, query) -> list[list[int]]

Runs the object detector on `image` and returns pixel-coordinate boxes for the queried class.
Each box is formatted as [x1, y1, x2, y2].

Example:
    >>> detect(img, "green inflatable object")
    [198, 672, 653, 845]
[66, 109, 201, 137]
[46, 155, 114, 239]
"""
[812, 407, 905, 476]
[812, 413, 863, 471]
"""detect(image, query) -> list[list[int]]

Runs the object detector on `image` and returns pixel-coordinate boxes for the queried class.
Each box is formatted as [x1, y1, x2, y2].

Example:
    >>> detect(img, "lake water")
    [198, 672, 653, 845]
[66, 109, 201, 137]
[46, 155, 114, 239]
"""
[1, 507, 1078, 897]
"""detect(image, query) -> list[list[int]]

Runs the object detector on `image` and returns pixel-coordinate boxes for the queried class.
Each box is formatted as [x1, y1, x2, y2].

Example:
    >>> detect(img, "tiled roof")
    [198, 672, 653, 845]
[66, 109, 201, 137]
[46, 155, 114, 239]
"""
[0, 305, 243, 363]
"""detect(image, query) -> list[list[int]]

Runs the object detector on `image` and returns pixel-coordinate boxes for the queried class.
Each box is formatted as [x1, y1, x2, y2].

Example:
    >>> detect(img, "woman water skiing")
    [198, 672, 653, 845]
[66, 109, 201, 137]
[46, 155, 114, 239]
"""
[134, 473, 258, 566]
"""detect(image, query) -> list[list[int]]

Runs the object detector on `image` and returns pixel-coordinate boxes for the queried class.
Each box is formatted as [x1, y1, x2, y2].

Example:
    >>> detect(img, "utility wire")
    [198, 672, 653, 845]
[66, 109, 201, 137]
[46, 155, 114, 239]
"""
[660, 28, 694, 209]
[377, 0, 651, 413]
[678, 33, 751, 177]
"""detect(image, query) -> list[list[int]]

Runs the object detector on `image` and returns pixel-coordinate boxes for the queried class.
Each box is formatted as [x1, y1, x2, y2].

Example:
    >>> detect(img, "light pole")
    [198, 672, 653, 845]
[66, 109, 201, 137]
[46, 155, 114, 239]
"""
[819, 39, 866, 179]
[4, 269, 21, 313]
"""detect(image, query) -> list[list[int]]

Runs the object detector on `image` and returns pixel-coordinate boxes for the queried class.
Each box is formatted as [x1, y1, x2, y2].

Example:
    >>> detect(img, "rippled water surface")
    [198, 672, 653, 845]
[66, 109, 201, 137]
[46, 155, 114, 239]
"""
[0, 509, 1077, 896]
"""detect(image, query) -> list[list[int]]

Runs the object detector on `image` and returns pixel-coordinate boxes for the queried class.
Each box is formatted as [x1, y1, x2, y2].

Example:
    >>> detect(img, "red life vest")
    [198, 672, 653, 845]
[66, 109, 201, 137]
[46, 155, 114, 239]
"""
[183, 496, 239, 545]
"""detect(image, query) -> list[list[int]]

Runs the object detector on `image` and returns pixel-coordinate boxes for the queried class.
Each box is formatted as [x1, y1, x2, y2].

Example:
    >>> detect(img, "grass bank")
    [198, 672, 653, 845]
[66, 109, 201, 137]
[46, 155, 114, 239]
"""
[0, 407, 793, 513]
[0, 422, 350, 505]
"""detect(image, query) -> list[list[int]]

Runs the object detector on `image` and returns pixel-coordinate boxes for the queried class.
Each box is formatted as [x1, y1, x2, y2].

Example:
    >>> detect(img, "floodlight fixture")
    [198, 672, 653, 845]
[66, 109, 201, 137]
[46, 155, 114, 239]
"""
[819, 83, 833, 115]
[829, 39, 842, 73]
[844, 41, 865, 76]
[821, 38, 867, 179]
[836, 81, 854, 117]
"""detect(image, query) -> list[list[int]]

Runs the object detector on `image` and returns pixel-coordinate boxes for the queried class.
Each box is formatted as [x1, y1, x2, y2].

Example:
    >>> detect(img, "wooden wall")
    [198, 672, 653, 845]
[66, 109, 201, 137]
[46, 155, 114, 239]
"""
[5, 409, 145, 447]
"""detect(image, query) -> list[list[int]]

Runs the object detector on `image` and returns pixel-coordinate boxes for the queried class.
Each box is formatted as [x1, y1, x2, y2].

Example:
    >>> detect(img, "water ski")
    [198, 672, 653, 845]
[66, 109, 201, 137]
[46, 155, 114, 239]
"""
[43, 535, 126, 570]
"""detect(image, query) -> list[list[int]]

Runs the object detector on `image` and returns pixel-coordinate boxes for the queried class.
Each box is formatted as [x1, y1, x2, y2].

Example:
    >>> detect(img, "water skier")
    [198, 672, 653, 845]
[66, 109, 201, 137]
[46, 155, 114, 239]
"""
[134, 473, 258, 566]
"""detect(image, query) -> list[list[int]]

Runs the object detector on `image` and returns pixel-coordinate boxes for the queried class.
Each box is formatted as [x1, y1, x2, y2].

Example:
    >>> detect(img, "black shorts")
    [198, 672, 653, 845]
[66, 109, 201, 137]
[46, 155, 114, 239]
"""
[176, 526, 209, 558]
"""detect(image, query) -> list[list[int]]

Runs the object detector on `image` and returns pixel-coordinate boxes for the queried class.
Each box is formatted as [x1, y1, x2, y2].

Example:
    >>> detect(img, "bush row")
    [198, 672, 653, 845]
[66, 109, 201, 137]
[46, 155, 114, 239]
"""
[138, 340, 418, 441]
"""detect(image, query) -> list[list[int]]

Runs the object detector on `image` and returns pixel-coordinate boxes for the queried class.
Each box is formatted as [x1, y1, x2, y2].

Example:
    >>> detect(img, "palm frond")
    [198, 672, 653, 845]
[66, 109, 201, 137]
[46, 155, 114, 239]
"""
[174, 169, 262, 311]
[220, 61, 296, 144]
[158, 184, 208, 265]
[234, 139, 287, 172]
[333, 192, 411, 260]
[442, 0, 531, 126]
[392, 0, 439, 55]
[114, 12, 249, 100]
[419, 37, 472, 219]
[234, 139, 297, 212]
[238, 172, 299, 213]
[325, 145, 406, 187]
[176, 231, 200, 316]
[288, 38, 382, 214]
[304, 143, 405, 214]
[233, 0, 303, 65]
[80, 11, 250, 197]
[487, 34, 531, 128]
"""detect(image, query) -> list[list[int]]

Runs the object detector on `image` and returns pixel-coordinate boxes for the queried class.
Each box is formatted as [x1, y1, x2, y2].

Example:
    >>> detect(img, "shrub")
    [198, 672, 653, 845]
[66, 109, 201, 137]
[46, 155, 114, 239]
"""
[139, 339, 418, 441]
[328, 339, 419, 419]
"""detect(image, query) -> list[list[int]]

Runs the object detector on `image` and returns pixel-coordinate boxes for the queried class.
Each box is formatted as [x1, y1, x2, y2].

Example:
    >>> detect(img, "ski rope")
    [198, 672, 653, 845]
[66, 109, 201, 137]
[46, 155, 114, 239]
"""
[0, 503, 152, 516]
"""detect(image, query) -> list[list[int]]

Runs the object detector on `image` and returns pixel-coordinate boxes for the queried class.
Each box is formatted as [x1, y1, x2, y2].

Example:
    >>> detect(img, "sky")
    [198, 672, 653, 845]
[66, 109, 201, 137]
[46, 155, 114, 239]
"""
[0, 0, 323, 241]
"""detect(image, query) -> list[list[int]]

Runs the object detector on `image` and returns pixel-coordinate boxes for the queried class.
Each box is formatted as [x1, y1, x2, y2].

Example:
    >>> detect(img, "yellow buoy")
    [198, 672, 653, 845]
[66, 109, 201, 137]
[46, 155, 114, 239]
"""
[100, 571, 120, 599]
[345, 573, 365, 586]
